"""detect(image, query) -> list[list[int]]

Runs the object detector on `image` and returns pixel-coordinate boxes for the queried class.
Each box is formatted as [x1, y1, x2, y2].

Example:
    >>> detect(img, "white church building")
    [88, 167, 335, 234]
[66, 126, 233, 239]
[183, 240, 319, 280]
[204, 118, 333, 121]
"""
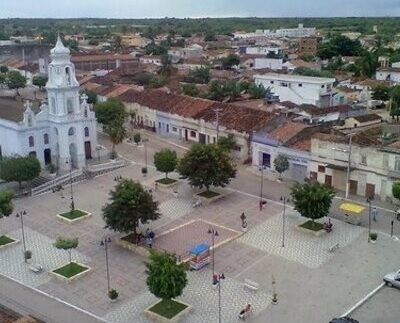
[0, 36, 98, 172]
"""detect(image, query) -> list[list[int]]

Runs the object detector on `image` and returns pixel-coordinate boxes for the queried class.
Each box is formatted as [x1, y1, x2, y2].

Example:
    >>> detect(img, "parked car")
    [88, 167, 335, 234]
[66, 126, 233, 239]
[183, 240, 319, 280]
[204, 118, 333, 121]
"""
[383, 270, 400, 289]
[330, 317, 359, 323]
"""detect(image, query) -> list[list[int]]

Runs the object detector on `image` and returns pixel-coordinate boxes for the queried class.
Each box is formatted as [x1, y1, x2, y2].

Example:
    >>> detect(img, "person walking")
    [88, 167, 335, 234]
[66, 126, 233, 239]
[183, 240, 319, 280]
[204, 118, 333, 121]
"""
[372, 207, 378, 222]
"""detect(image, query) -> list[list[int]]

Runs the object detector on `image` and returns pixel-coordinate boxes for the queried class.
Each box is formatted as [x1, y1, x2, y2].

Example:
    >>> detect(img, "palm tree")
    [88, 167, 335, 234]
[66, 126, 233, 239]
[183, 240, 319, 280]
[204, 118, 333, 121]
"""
[106, 121, 126, 159]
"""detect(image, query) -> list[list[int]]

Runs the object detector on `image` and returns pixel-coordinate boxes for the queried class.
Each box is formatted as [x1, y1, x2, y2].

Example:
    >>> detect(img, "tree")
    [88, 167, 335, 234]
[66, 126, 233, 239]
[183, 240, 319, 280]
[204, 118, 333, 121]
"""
[0, 190, 13, 218]
[182, 83, 200, 97]
[7, 71, 26, 89]
[392, 182, 400, 200]
[0, 156, 41, 188]
[372, 84, 391, 101]
[0, 65, 8, 73]
[102, 179, 160, 235]
[204, 31, 216, 41]
[95, 98, 126, 126]
[113, 35, 123, 52]
[274, 155, 289, 179]
[185, 66, 210, 84]
[290, 181, 335, 227]
[133, 133, 141, 145]
[248, 83, 267, 99]
[217, 134, 236, 152]
[177, 144, 236, 192]
[222, 54, 240, 69]
[159, 54, 172, 76]
[32, 75, 48, 90]
[105, 120, 126, 159]
[54, 237, 78, 264]
[153, 149, 178, 179]
[146, 251, 187, 301]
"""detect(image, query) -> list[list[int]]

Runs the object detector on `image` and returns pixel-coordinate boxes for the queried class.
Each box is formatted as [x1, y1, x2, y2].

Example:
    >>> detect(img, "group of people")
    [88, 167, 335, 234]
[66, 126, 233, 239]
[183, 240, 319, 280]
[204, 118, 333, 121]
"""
[136, 228, 155, 248]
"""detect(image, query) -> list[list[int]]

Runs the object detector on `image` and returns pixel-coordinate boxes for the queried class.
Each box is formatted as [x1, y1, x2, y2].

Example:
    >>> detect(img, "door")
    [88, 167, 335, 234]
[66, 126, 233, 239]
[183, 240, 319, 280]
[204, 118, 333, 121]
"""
[349, 180, 358, 195]
[185, 129, 188, 141]
[85, 141, 92, 159]
[44, 148, 51, 165]
[199, 133, 206, 144]
[262, 153, 271, 168]
[325, 175, 332, 187]
[366, 183, 375, 199]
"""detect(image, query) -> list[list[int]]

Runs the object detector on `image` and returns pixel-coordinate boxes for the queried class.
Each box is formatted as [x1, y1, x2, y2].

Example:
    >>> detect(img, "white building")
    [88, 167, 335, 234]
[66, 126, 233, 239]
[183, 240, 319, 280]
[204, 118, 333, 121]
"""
[243, 46, 282, 56]
[0, 36, 98, 172]
[376, 65, 400, 84]
[234, 24, 316, 39]
[254, 73, 335, 107]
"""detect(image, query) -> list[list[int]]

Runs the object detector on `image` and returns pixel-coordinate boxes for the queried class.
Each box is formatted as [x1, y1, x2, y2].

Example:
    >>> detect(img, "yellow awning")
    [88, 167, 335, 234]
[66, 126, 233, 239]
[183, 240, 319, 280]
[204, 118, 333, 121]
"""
[340, 202, 365, 214]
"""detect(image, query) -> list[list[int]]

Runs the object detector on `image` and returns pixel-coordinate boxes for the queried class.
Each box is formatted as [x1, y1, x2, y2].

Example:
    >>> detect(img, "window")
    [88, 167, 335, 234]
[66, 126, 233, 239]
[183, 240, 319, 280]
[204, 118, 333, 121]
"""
[67, 99, 74, 114]
[65, 67, 71, 85]
[190, 131, 196, 138]
[51, 98, 56, 114]
[68, 127, 75, 136]
[360, 154, 367, 165]
[318, 165, 326, 173]
[172, 127, 177, 132]
[84, 127, 89, 137]
[27, 116, 32, 127]
[395, 157, 400, 171]
[383, 154, 389, 168]
[280, 82, 288, 87]
[28, 136, 34, 147]
[270, 81, 274, 84]
[44, 133, 49, 145]
[298, 83, 303, 87]
[321, 85, 325, 88]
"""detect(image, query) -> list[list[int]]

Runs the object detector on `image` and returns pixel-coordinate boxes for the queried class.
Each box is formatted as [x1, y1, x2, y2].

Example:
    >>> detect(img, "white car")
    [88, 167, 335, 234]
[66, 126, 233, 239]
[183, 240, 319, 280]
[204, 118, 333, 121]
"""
[383, 270, 400, 288]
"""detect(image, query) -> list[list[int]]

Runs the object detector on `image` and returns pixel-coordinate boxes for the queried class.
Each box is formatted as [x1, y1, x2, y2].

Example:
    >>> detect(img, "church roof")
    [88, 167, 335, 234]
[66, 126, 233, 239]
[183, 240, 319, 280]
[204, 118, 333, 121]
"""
[0, 98, 40, 123]
[50, 35, 70, 56]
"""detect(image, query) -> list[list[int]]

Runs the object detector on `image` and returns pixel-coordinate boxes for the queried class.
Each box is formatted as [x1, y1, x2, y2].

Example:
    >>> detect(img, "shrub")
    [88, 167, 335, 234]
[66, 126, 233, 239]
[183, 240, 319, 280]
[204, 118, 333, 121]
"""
[108, 289, 119, 300]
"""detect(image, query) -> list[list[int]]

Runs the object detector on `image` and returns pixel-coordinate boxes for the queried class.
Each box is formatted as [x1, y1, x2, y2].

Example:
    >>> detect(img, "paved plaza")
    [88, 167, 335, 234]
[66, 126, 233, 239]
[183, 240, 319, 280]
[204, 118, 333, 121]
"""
[1, 147, 400, 323]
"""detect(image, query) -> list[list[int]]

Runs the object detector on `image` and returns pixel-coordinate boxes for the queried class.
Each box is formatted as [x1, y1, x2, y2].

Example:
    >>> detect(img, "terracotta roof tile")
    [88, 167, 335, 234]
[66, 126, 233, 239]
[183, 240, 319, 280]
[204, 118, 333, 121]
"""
[270, 121, 309, 143]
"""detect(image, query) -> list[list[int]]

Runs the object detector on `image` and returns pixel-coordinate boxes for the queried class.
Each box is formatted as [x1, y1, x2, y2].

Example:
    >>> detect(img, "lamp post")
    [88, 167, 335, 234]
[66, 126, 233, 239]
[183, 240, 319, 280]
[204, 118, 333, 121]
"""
[66, 157, 75, 212]
[280, 196, 289, 247]
[367, 196, 373, 242]
[143, 138, 149, 171]
[215, 272, 225, 323]
[214, 108, 223, 143]
[208, 227, 218, 278]
[331, 134, 353, 199]
[100, 237, 112, 293]
[16, 210, 27, 262]
[95, 145, 102, 162]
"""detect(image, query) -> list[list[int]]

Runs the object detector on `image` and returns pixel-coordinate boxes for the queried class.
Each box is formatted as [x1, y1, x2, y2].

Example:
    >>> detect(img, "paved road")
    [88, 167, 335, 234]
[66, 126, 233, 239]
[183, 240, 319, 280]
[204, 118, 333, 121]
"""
[0, 275, 106, 323]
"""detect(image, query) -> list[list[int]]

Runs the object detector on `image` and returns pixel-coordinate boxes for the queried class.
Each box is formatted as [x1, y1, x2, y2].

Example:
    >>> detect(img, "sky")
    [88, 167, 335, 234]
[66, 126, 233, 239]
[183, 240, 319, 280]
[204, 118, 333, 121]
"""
[0, 0, 400, 18]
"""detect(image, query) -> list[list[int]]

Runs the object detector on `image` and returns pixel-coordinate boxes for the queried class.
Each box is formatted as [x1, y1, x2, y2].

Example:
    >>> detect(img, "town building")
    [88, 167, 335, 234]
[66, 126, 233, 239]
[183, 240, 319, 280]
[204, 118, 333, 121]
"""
[298, 37, 321, 56]
[376, 65, 400, 84]
[254, 73, 336, 107]
[71, 53, 138, 72]
[0, 36, 97, 172]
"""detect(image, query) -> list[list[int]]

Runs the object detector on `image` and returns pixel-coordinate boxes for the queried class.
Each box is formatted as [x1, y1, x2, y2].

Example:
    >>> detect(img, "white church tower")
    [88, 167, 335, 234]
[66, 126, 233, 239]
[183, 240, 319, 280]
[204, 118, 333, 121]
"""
[46, 35, 97, 172]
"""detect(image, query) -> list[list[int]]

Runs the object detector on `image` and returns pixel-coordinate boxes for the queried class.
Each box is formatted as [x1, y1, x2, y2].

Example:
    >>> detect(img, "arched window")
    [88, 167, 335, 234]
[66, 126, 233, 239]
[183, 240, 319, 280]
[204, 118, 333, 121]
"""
[68, 127, 75, 136]
[67, 99, 74, 114]
[27, 116, 32, 127]
[51, 98, 56, 114]
[65, 67, 71, 85]
[44, 133, 49, 145]
[28, 136, 34, 147]
[84, 127, 89, 137]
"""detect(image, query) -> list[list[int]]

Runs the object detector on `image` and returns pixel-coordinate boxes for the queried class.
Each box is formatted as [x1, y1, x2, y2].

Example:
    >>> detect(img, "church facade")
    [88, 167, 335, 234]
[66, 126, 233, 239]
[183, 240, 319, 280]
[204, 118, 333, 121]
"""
[0, 36, 98, 172]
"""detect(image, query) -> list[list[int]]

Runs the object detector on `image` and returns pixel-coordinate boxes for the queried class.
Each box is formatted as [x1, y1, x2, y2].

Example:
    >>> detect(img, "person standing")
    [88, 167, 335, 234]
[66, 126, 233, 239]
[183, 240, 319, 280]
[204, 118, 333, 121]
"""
[372, 207, 378, 222]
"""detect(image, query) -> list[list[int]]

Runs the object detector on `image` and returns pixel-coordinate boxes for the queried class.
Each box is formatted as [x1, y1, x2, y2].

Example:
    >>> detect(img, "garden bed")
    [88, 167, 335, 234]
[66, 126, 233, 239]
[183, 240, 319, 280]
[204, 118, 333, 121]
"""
[296, 220, 326, 237]
[0, 235, 19, 249]
[195, 190, 224, 205]
[156, 178, 177, 185]
[116, 235, 149, 257]
[56, 209, 91, 224]
[51, 262, 90, 282]
[145, 299, 191, 322]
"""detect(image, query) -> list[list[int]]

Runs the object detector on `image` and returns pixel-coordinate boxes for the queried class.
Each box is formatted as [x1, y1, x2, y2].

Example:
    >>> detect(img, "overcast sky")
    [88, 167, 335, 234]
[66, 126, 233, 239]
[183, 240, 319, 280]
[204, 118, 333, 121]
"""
[1, 0, 399, 18]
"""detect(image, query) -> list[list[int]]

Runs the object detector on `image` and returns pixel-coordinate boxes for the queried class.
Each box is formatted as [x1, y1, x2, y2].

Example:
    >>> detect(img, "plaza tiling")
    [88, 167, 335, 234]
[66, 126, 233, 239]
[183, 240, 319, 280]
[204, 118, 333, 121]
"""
[0, 162, 389, 322]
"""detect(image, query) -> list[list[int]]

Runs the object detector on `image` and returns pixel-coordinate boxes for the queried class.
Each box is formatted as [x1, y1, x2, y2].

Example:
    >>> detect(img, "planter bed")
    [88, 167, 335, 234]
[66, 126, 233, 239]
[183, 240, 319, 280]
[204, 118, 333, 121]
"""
[56, 209, 91, 224]
[145, 299, 191, 323]
[156, 178, 179, 189]
[115, 235, 150, 257]
[195, 191, 224, 205]
[0, 235, 19, 249]
[51, 262, 90, 282]
[296, 221, 326, 237]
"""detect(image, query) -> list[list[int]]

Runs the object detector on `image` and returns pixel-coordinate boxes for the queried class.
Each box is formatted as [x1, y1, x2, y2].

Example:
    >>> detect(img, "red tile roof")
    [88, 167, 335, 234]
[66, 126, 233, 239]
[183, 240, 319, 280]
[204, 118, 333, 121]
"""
[270, 121, 309, 143]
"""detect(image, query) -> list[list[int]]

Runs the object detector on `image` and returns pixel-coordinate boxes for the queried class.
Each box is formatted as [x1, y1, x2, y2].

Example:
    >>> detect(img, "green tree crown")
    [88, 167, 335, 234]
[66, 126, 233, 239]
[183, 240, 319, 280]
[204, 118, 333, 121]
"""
[153, 149, 178, 178]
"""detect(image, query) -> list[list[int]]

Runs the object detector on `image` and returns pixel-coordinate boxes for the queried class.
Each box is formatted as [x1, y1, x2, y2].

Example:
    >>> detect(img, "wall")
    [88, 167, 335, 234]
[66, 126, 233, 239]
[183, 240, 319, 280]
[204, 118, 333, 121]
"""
[254, 58, 283, 70]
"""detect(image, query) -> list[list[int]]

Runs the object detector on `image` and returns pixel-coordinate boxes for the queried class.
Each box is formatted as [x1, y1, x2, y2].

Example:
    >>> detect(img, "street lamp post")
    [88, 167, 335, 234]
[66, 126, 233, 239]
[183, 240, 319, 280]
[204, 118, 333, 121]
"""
[100, 237, 112, 293]
[215, 272, 225, 323]
[66, 158, 75, 212]
[280, 196, 289, 247]
[16, 210, 27, 262]
[143, 138, 149, 171]
[208, 227, 218, 278]
[259, 166, 266, 210]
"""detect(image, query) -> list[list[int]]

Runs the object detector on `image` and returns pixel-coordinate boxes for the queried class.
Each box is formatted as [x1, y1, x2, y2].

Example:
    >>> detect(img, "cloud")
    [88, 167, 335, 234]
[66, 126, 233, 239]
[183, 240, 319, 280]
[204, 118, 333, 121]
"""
[0, 0, 399, 18]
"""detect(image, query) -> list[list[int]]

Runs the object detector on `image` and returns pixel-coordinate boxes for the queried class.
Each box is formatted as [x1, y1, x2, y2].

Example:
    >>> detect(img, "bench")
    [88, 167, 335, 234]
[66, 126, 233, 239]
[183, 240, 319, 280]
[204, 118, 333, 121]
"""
[328, 243, 339, 253]
[244, 279, 259, 292]
[29, 264, 43, 273]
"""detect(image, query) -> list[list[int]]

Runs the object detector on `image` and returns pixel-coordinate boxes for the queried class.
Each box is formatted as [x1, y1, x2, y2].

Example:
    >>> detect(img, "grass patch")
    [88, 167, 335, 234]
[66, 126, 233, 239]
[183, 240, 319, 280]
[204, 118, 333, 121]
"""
[299, 220, 324, 232]
[149, 299, 188, 319]
[156, 178, 177, 185]
[53, 262, 89, 278]
[0, 235, 15, 246]
[198, 191, 220, 199]
[58, 209, 88, 220]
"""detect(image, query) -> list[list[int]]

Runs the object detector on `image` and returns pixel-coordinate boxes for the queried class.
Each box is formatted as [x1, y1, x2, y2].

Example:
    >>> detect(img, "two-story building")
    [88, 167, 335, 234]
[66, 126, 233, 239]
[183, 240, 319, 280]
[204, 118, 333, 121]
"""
[254, 73, 336, 107]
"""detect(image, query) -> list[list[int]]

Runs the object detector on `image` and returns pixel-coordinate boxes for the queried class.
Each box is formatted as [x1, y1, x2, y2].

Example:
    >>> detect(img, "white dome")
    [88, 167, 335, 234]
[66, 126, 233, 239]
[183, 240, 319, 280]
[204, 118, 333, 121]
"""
[50, 35, 70, 56]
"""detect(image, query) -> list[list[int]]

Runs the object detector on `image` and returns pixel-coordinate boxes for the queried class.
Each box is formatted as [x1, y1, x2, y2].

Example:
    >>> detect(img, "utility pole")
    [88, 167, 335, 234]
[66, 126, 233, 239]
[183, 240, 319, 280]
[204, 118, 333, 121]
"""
[345, 134, 353, 199]
[214, 108, 223, 143]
